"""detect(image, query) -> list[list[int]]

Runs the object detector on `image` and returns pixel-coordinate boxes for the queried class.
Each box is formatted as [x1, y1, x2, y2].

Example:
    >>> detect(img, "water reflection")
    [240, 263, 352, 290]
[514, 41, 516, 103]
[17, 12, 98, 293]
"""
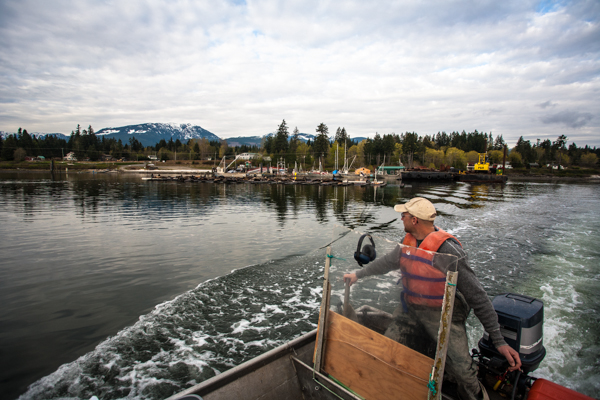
[0, 173, 528, 229]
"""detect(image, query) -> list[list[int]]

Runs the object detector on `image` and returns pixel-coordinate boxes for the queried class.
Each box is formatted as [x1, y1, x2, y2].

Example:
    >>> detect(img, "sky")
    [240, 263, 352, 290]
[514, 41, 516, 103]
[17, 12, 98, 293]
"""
[0, 0, 599, 148]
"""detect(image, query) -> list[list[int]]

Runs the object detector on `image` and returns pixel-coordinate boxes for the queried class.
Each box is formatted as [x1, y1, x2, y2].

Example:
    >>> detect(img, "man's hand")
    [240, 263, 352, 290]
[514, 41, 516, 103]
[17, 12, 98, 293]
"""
[343, 273, 358, 286]
[497, 345, 522, 372]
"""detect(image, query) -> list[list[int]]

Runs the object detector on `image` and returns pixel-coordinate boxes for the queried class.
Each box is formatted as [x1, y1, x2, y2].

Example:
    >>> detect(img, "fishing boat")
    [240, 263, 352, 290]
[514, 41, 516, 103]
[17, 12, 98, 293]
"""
[169, 236, 593, 400]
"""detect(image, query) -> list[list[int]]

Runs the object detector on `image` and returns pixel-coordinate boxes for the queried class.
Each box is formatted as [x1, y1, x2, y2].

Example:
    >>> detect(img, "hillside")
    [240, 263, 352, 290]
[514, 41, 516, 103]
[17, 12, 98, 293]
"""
[95, 123, 220, 147]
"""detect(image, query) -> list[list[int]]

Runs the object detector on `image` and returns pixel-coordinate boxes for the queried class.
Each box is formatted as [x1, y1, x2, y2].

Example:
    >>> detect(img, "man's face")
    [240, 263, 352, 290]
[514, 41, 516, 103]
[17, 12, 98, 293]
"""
[400, 212, 415, 233]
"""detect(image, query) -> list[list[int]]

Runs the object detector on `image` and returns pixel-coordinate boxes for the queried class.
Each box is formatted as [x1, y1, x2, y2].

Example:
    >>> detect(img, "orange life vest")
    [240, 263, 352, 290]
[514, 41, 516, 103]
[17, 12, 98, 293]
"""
[400, 229, 462, 308]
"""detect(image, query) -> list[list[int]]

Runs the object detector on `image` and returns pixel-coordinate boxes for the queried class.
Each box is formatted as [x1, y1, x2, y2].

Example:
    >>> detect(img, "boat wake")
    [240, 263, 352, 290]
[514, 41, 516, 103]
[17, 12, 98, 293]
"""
[19, 253, 324, 400]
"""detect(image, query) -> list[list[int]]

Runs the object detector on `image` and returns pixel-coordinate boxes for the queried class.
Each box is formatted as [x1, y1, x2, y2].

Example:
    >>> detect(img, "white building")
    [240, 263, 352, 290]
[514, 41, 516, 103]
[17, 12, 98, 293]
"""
[237, 153, 259, 160]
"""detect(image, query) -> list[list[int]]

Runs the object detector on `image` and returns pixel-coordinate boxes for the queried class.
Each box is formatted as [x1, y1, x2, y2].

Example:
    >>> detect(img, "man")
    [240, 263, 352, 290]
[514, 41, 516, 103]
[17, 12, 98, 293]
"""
[343, 197, 521, 400]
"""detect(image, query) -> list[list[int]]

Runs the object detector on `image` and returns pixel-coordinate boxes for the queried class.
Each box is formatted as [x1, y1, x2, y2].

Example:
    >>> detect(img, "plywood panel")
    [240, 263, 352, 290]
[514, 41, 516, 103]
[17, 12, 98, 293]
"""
[322, 311, 434, 400]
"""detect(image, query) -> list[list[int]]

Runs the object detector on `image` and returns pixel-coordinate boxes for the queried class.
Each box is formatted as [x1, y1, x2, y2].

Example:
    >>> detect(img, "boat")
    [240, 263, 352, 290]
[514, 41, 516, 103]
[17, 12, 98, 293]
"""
[169, 234, 593, 400]
[376, 165, 405, 183]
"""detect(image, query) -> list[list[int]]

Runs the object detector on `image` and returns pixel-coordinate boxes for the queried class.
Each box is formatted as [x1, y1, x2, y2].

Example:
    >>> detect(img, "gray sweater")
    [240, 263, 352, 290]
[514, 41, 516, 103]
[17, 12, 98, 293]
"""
[355, 237, 508, 348]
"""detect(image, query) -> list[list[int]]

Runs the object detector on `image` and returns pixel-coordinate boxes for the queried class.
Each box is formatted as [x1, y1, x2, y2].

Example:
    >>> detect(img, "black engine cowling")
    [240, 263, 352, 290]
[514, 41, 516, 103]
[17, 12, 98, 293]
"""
[475, 293, 546, 399]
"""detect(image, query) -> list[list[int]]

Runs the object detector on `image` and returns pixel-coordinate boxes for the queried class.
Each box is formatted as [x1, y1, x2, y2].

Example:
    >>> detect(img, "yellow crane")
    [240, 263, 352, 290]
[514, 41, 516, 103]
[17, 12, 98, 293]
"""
[474, 152, 490, 172]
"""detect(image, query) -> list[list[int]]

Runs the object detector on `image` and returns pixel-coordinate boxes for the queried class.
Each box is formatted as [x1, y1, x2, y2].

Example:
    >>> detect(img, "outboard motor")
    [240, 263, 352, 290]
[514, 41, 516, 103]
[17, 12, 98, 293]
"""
[473, 293, 546, 400]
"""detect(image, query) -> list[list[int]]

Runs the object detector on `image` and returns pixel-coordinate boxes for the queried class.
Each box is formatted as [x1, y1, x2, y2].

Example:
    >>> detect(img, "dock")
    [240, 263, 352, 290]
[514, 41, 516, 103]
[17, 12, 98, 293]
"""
[141, 173, 388, 187]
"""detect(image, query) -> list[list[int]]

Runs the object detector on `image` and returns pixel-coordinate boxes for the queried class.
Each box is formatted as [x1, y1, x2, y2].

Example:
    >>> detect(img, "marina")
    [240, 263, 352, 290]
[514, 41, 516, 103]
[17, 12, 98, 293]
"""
[136, 167, 506, 186]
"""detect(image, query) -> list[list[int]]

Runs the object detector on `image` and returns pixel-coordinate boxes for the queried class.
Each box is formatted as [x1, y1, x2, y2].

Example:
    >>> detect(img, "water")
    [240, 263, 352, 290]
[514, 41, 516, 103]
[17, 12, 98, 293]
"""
[0, 172, 598, 399]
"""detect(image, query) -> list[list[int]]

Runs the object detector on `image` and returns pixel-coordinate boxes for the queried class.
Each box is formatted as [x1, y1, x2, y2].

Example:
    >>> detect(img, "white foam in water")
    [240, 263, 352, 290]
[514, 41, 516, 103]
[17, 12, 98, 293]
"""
[261, 304, 285, 314]
[17, 183, 600, 399]
[19, 249, 325, 400]
[441, 184, 600, 397]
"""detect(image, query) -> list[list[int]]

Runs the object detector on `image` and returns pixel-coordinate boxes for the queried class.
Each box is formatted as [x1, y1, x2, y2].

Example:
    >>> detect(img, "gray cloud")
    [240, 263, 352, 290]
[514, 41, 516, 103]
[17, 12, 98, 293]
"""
[0, 0, 599, 146]
[538, 101, 557, 109]
[541, 110, 593, 128]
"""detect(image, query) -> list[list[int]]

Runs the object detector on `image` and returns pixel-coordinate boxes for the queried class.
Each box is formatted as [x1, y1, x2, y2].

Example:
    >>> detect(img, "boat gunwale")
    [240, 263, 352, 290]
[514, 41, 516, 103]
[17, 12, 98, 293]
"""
[166, 329, 318, 400]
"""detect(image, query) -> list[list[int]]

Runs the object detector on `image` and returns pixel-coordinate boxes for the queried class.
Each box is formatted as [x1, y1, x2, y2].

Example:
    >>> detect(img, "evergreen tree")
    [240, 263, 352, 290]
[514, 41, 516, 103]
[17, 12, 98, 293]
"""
[289, 127, 300, 155]
[401, 132, 420, 168]
[1, 135, 17, 160]
[18, 129, 34, 155]
[129, 137, 144, 152]
[536, 139, 553, 165]
[514, 136, 534, 164]
[156, 139, 168, 151]
[493, 134, 506, 150]
[335, 127, 350, 148]
[335, 127, 342, 144]
[313, 123, 330, 157]
[342, 128, 349, 147]
[434, 131, 450, 148]
[553, 135, 568, 165]
[567, 142, 581, 165]
[263, 135, 275, 154]
[372, 133, 383, 165]
[382, 134, 396, 162]
[274, 119, 289, 154]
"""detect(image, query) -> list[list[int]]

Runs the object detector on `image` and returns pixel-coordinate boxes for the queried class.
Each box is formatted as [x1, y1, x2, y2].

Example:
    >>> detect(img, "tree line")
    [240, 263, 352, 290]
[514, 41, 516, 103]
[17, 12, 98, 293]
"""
[1, 122, 598, 170]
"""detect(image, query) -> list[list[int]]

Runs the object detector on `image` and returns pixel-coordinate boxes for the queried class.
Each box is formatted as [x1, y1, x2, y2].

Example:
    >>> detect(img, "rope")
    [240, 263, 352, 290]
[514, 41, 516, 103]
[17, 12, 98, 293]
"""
[326, 254, 346, 261]
[428, 373, 437, 396]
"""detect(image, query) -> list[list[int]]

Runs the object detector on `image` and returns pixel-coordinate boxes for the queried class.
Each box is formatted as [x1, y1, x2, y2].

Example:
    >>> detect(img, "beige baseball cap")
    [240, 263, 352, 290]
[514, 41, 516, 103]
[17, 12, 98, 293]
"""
[394, 197, 437, 221]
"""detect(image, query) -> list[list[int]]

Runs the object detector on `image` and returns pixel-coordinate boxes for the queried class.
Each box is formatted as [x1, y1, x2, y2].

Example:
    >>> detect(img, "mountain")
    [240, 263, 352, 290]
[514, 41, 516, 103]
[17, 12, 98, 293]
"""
[95, 123, 220, 147]
[1, 125, 369, 148]
[224, 133, 319, 147]
[225, 136, 265, 147]
[0, 131, 70, 141]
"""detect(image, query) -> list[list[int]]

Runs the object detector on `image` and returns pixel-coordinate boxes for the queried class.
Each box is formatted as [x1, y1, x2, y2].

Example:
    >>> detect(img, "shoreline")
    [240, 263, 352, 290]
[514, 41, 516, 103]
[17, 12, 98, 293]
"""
[1, 167, 599, 183]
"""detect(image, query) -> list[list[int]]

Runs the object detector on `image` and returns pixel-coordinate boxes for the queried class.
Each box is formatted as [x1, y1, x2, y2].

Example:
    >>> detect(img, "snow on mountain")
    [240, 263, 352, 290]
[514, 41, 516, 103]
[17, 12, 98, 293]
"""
[297, 133, 316, 142]
[95, 123, 220, 147]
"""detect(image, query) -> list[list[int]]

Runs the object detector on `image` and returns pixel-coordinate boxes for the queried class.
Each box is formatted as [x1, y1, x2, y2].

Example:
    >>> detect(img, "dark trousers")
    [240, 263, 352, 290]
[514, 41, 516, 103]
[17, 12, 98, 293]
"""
[384, 294, 481, 400]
